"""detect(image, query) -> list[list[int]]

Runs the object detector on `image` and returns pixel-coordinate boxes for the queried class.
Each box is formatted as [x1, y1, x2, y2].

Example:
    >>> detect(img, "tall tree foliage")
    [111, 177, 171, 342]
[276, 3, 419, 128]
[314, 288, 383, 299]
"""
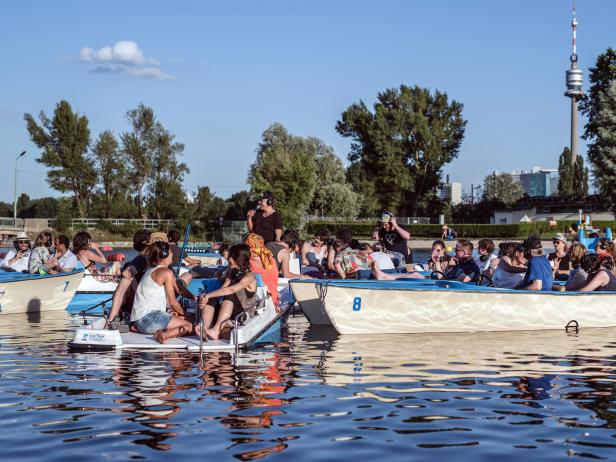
[307, 139, 359, 219]
[248, 123, 317, 227]
[557, 147, 574, 196]
[558, 147, 589, 197]
[147, 129, 189, 219]
[24, 100, 97, 217]
[224, 191, 252, 220]
[92, 130, 129, 218]
[346, 161, 380, 218]
[585, 82, 616, 205]
[580, 49, 616, 206]
[336, 85, 466, 216]
[121, 104, 156, 219]
[482, 172, 523, 206]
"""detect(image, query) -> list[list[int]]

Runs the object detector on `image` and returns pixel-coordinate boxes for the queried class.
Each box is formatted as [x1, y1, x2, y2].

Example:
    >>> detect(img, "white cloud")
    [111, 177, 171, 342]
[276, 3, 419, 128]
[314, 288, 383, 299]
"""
[79, 41, 175, 80]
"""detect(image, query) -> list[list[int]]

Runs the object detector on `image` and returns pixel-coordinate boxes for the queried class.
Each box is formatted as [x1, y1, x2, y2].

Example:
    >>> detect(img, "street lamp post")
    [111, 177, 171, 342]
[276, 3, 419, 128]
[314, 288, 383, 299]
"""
[13, 151, 26, 225]
[470, 184, 482, 205]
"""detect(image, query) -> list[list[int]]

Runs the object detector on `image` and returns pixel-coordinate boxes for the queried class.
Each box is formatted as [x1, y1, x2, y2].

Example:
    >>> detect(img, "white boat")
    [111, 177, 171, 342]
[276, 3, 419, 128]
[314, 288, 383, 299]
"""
[289, 278, 435, 326]
[68, 285, 293, 352]
[291, 279, 616, 335]
[0, 270, 84, 315]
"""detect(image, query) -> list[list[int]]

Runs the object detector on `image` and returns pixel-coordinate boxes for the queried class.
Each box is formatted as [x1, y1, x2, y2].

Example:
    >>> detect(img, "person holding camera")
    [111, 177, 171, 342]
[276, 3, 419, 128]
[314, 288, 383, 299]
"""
[436, 239, 480, 282]
[1, 232, 31, 272]
[372, 212, 411, 266]
[519, 236, 553, 291]
[246, 191, 283, 244]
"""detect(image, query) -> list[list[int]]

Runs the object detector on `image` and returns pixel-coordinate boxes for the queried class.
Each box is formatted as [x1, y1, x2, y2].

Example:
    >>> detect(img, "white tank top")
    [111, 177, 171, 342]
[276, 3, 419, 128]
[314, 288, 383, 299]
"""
[130, 265, 168, 322]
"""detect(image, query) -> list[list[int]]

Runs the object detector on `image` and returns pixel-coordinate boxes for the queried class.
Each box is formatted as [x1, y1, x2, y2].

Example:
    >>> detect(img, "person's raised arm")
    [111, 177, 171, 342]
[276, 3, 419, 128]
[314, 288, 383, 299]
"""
[391, 218, 410, 240]
[246, 209, 255, 232]
[580, 270, 608, 292]
[87, 244, 107, 265]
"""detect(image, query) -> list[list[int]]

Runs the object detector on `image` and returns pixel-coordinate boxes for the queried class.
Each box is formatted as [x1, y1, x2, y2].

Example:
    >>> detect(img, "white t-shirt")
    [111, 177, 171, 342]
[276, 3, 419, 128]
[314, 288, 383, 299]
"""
[371, 252, 395, 270]
[58, 249, 78, 270]
[1, 249, 30, 272]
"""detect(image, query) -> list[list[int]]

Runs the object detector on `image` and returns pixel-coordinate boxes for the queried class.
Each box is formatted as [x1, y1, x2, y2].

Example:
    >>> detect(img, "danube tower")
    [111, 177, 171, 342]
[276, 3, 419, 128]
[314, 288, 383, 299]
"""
[564, 2, 583, 164]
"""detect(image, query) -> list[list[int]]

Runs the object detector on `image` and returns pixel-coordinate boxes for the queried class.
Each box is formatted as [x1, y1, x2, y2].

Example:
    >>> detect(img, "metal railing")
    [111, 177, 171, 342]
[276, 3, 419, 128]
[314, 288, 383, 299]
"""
[303, 215, 431, 225]
[48, 218, 174, 229]
[0, 217, 24, 229]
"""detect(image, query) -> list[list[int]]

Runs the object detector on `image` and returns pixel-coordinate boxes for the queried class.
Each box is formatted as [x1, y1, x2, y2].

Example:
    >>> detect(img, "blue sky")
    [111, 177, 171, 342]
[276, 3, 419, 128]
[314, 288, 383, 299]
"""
[1, 0, 614, 205]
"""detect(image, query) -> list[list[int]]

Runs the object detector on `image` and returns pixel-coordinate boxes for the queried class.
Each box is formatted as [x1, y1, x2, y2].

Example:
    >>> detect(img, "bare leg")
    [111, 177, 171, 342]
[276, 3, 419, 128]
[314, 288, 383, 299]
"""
[206, 300, 233, 341]
[372, 261, 424, 280]
[200, 303, 216, 331]
[180, 271, 193, 285]
[155, 317, 193, 343]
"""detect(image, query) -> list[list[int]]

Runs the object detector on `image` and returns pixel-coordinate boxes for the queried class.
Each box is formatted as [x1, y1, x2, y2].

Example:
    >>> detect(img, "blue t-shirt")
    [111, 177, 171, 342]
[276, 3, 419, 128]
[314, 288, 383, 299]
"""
[522, 256, 553, 291]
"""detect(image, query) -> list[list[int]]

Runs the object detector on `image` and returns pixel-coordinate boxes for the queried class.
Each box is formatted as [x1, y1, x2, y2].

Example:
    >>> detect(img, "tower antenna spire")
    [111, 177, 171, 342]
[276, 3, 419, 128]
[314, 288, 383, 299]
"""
[565, 0, 583, 164]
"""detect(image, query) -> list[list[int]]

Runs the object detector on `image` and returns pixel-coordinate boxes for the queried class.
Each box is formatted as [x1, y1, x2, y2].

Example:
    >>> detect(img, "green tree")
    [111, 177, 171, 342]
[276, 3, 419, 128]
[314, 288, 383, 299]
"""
[92, 130, 129, 218]
[580, 48, 616, 144]
[224, 190, 252, 220]
[121, 104, 157, 219]
[0, 201, 11, 217]
[248, 123, 317, 227]
[585, 81, 616, 205]
[346, 161, 380, 218]
[336, 84, 466, 216]
[147, 128, 189, 220]
[482, 172, 523, 206]
[557, 147, 574, 196]
[573, 155, 589, 196]
[558, 147, 589, 197]
[307, 139, 359, 219]
[16, 193, 31, 218]
[24, 100, 97, 217]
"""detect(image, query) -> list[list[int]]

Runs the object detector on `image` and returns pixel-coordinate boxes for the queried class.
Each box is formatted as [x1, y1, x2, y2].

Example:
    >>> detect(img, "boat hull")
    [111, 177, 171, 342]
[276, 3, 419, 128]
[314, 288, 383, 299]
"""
[0, 271, 84, 315]
[318, 281, 616, 334]
[68, 297, 290, 351]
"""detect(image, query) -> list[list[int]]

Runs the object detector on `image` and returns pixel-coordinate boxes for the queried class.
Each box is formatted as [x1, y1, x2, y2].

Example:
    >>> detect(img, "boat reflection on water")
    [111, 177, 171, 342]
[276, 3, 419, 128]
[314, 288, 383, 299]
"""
[309, 328, 616, 386]
[73, 348, 297, 458]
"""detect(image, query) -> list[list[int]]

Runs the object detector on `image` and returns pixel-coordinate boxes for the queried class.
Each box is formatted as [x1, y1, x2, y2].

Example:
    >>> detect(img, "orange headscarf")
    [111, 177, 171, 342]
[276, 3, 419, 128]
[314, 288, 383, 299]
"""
[245, 233, 275, 270]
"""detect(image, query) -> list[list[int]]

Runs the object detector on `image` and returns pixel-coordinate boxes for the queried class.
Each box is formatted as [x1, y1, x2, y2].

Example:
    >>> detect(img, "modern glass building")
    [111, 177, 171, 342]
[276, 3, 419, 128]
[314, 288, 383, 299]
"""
[507, 167, 559, 197]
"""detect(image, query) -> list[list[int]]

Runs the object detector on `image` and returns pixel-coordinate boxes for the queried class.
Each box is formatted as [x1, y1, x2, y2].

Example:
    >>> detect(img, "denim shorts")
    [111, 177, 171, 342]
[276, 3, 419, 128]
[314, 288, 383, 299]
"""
[135, 310, 172, 334]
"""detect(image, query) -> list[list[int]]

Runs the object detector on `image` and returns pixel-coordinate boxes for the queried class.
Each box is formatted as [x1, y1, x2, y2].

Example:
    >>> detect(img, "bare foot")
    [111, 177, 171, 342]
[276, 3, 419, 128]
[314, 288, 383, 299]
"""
[205, 328, 219, 341]
[154, 329, 168, 344]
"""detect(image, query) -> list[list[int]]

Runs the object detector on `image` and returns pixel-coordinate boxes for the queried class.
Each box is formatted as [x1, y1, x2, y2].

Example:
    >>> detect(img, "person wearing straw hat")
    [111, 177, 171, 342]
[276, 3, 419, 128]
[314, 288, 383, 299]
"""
[0, 232, 31, 272]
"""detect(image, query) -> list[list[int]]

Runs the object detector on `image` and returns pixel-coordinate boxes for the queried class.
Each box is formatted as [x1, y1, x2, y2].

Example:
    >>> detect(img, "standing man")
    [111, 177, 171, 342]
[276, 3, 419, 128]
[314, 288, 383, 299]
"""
[372, 212, 412, 266]
[246, 191, 283, 244]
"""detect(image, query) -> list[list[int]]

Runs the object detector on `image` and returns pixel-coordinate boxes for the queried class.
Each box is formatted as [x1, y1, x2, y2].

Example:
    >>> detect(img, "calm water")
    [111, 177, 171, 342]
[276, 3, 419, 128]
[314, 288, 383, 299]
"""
[2, 310, 616, 461]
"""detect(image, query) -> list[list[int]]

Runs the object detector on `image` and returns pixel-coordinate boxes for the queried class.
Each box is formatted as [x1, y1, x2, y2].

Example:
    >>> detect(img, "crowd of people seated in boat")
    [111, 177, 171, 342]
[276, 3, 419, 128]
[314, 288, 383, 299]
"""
[0, 230, 122, 277]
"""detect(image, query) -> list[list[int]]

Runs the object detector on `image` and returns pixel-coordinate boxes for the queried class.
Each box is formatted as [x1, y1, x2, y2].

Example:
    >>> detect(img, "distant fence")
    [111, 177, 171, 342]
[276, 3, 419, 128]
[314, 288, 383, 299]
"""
[303, 215, 431, 225]
[48, 218, 175, 230]
[0, 217, 24, 228]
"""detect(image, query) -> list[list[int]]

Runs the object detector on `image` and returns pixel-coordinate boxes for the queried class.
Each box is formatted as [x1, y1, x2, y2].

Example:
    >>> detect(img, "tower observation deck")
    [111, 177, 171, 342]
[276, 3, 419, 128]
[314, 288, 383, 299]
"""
[564, 2, 583, 164]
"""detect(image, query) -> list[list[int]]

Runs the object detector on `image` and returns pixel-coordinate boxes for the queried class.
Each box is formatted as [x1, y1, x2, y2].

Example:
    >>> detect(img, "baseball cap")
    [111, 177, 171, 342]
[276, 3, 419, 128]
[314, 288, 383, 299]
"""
[552, 233, 567, 244]
[148, 232, 169, 244]
[379, 212, 393, 223]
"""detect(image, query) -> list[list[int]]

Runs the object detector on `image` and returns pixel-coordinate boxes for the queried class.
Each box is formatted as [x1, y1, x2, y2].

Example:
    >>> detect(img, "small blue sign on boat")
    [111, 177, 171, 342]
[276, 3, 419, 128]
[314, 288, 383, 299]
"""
[353, 297, 361, 311]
